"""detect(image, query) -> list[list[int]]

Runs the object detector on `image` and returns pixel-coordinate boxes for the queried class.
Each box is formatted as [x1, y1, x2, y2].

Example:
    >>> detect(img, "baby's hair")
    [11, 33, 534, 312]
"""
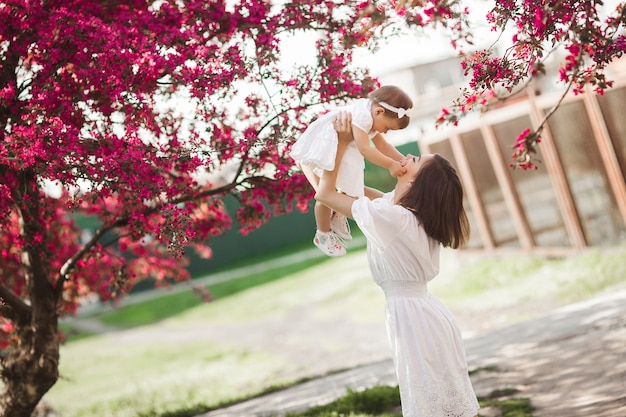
[399, 154, 470, 248]
[368, 86, 413, 128]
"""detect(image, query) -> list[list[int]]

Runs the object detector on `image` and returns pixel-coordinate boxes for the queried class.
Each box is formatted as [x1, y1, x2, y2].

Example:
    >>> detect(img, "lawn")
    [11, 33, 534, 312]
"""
[48, 246, 379, 417]
[46, 243, 626, 417]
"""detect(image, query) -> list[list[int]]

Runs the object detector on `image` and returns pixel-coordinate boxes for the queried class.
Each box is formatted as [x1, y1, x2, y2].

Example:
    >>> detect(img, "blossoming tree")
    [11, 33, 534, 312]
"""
[0, 0, 624, 415]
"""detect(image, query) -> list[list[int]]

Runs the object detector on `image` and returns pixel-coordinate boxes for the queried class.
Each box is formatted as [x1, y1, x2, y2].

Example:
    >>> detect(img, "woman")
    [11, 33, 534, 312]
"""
[315, 112, 479, 417]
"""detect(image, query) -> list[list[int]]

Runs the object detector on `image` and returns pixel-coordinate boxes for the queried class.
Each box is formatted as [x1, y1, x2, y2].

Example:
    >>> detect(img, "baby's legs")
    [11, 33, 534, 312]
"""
[300, 163, 345, 257]
[314, 201, 332, 233]
[300, 163, 332, 233]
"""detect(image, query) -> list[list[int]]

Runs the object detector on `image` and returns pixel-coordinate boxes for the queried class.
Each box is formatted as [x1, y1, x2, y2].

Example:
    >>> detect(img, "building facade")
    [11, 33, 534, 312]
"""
[380, 56, 626, 255]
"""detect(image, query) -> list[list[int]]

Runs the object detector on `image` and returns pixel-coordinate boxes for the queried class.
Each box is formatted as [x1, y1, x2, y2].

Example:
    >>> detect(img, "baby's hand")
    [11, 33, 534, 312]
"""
[388, 160, 407, 178]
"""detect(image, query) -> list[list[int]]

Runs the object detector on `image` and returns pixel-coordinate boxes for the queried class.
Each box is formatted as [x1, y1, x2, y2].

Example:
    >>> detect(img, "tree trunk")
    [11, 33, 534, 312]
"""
[0, 297, 60, 417]
[1, 171, 61, 417]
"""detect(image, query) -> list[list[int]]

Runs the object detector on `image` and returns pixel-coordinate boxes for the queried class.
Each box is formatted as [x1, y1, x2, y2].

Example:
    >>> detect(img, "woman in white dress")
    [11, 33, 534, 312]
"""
[290, 86, 412, 257]
[315, 112, 480, 417]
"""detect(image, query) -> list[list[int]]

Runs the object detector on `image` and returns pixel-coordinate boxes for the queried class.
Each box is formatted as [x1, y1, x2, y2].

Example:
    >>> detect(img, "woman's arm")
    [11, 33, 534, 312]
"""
[364, 185, 383, 200]
[315, 117, 358, 219]
[315, 111, 383, 218]
[315, 173, 357, 220]
[317, 175, 385, 218]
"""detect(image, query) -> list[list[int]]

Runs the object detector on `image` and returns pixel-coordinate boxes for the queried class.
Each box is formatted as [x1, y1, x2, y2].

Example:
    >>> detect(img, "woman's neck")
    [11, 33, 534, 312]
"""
[392, 185, 403, 204]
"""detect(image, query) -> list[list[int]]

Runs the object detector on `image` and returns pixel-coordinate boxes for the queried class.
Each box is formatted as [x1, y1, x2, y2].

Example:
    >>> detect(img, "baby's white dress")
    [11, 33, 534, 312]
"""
[290, 98, 376, 197]
[352, 193, 480, 417]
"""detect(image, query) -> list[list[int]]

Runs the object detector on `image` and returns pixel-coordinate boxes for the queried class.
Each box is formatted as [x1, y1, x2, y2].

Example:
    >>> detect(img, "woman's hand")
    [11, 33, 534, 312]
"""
[333, 110, 353, 144]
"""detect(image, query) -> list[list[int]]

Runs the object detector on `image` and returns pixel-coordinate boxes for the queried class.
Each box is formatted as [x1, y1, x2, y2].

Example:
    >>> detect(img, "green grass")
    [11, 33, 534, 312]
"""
[58, 322, 95, 343]
[50, 336, 293, 417]
[430, 245, 626, 309]
[285, 386, 402, 417]
[49, 250, 377, 417]
[97, 255, 333, 328]
[90, 231, 367, 329]
[554, 248, 626, 302]
[480, 398, 534, 417]
[48, 243, 624, 417]
[91, 243, 626, 331]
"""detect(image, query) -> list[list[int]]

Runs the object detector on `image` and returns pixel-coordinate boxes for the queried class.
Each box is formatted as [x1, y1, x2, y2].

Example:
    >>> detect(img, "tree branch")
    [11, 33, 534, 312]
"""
[532, 47, 584, 135]
[56, 217, 127, 298]
[0, 283, 31, 324]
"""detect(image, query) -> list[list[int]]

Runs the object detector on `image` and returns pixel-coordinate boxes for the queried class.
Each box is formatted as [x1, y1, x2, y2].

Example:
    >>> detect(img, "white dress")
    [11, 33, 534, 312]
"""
[290, 98, 376, 197]
[352, 193, 480, 417]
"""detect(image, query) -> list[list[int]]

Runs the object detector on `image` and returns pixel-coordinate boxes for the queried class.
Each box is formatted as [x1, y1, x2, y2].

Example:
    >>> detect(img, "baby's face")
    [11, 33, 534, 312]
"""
[372, 114, 403, 134]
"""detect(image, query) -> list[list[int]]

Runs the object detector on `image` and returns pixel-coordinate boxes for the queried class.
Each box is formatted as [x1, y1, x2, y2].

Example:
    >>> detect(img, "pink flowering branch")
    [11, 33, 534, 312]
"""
[437, 0, 625, 169]
[510, 38, 586, 170]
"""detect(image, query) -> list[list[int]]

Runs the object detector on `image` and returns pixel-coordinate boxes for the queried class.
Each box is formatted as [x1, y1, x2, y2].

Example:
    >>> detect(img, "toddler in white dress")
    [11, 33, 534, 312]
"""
[290, 85, 413, 257]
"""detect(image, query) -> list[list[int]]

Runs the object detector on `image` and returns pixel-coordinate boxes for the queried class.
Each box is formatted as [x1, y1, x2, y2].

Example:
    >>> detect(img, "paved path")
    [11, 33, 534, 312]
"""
[198, 289, 626, 417]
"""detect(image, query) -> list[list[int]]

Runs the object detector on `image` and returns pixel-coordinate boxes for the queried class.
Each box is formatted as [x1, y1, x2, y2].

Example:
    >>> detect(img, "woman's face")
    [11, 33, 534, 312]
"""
[401, 153, 433, 182]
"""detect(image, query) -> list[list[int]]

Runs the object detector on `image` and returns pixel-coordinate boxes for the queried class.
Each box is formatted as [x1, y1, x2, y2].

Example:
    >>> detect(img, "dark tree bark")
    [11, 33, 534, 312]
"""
[0, 172, 60, 417]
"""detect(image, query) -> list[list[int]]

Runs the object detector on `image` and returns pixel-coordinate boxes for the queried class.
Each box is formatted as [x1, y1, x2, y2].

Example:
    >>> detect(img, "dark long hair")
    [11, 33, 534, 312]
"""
[398, 154, 470, 248]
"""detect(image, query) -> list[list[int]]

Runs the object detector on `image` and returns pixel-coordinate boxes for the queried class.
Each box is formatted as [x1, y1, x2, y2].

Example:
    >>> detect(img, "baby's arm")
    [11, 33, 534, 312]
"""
[372, 133, 404, 161]
[372, 133, 407, 177]
[353, 128, 406, 177]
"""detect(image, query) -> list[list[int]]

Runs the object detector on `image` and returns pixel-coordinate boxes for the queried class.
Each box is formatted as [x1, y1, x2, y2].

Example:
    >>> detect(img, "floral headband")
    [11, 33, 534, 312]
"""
[378, 101, 415, 118]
